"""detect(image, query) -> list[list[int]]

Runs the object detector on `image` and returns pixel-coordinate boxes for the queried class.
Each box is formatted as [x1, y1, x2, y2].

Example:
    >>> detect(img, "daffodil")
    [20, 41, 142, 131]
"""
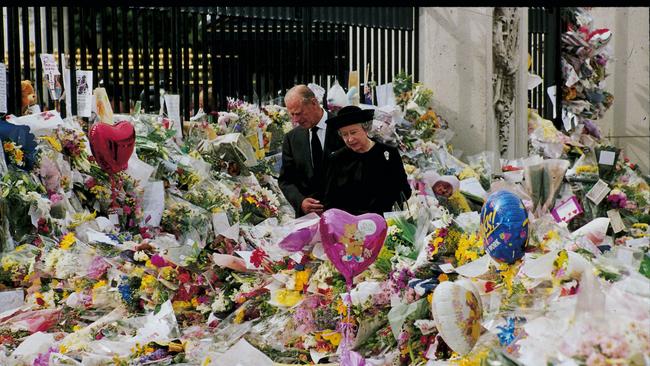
[60, 232, 77, 250]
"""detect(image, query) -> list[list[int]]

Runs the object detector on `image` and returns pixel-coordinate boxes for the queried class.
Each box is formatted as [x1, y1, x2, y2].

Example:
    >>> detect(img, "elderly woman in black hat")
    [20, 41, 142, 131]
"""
[323, 105, 411, 215]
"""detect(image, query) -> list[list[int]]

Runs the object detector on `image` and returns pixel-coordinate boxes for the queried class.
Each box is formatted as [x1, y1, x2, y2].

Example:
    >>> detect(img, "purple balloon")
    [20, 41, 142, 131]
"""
[319, 209, 387, 285]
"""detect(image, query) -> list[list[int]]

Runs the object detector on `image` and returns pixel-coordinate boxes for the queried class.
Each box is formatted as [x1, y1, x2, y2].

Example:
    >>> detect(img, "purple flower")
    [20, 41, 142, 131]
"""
[150, 254, 168, 268]
[33, 346, 57, 366]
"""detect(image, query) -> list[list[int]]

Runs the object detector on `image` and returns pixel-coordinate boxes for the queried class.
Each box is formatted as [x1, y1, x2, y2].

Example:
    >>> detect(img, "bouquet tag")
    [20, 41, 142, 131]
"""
[606, 209, 625, 233]
[551, 196, 583, 223]
[598, 150, 616, 165]
[586, 179, 610, 204]
[439, 263, 455, 273]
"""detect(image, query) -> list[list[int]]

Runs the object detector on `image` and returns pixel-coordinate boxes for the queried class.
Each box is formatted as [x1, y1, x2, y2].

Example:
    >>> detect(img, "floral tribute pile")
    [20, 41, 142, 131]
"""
[0, 9, 649, 366]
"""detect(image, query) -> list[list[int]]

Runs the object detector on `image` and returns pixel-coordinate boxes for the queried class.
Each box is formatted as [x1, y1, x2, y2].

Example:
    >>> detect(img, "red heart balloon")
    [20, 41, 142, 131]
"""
[89, 121, 135, 174]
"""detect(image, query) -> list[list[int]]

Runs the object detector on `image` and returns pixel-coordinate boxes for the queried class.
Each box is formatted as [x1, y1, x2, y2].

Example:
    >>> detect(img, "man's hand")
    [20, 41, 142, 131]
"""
[301, 197, 324, 215]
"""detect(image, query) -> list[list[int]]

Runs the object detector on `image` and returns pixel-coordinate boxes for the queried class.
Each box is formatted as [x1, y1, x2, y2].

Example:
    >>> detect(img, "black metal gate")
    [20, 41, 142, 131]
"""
[528, 7, 561, 125]
[1, 7, 417, 121]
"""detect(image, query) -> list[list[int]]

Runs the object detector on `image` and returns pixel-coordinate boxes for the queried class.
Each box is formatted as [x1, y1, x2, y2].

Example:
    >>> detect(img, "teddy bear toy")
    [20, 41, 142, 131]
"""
[21, 80, 38, 116]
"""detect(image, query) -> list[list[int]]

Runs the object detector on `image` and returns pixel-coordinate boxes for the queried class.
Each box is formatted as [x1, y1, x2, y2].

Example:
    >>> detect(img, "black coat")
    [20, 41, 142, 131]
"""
[323, 141, 412, 216]
[279, 113, 344, 216]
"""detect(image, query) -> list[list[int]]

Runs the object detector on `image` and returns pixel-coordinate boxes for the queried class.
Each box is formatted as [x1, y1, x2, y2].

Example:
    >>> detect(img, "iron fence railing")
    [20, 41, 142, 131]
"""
[1, 7, 417, 121]
[528, 6, 561, 126]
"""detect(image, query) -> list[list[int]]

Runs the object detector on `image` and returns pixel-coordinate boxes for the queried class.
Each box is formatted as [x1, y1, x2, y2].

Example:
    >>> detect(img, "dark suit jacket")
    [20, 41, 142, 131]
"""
[279, 112, 344, 217]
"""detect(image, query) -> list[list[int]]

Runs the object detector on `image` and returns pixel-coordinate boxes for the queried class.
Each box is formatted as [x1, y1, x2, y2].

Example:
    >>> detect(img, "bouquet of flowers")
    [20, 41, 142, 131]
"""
[393, 71, 415, 110]
[54, 126, 92, 172]
[2, 141, 26, 168]
[134, 114, 178, 166]
[161, 195, 213, 244]
[227, 98, 272, 138]
[261, 104, 292, 155]
[1, 169, 48, 243]
[240, 186, 281, 225]
[0, 244, 40, 287]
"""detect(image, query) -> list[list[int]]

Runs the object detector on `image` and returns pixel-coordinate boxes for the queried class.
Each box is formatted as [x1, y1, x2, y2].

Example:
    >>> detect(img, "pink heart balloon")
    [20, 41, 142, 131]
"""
[319, 209, 387, 285]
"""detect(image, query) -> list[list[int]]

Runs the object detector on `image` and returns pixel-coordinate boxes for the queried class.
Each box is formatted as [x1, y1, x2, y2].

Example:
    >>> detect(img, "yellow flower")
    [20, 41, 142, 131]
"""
[1, 257, 18, 272]
[160, 266, 176, 281]
[14, 149, 24, 163]
[449, 191, 471, 212]
[336, 298, 347, 316]
[294, 269, 312, 291]
[427, 293, 433, 304]
[3, 141, 14, 152]
[498, 263, 519, 297]
[59, 344, 68, 354]
[90, 185, 111, 200]
[131, 266, 146, 277]
[430, 237, 444, 256]
[273, 289, 303, 307]
[233, 308, 246, 324]
[60, 232, 77, 250]
[72, 325, 83, 332]
[438, 273, 449, 282]
[172, 300, 191, 312]
[454, 348, 489, 366]
[40, 135, 63, 152]
[93, 280, 107, 290]
[458, 166, 479, 180]
[455, 232, 484, 266]
[69, 211, 97, 229]
[145, 259, 157, 270]
[202, 357, 212, 366]
[320, 330, 342, 346]
[139, 274, 158, 292]
[576, 165, 598, 174]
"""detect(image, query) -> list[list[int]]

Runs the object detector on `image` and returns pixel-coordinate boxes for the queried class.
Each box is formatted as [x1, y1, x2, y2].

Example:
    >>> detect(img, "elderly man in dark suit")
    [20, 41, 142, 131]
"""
[279, 85, 344, 217]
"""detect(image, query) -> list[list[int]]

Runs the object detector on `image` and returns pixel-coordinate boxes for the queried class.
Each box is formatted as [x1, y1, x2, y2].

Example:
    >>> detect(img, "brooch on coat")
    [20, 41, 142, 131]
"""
[384, 151, 390, 161]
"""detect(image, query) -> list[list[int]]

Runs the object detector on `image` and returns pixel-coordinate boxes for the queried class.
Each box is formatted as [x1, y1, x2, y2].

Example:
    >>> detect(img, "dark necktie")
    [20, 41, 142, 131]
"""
[311, 126, 323, 177]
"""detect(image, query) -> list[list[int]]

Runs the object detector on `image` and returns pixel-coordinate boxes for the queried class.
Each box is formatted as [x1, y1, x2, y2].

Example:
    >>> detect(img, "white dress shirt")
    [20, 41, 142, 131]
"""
[309, 107, 327, 150]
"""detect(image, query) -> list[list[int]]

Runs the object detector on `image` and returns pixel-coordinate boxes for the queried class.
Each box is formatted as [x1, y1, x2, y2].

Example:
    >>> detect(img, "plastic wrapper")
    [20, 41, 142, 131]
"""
[569, 217, 610, 246]
[198, 133, 258, 176]
[7, 110, 65, 136]
[523, 159, 570, 215]
[7, 331, 55, 365]
[161, 194, 213, 246]
[0, 308, 61, 333]
[565, 151, 599, 181]
[327, 80, 349, 110]
[276, 212, 320, 252]
[467, 150, 499, 183]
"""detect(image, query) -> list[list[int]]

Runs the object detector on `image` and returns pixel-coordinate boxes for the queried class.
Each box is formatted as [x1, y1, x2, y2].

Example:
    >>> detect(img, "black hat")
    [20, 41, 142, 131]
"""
[326, 105, 374, 130]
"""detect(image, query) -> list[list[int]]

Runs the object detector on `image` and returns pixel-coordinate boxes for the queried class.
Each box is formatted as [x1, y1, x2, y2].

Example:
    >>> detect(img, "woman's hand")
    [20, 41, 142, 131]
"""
[301, 197, 324, 215]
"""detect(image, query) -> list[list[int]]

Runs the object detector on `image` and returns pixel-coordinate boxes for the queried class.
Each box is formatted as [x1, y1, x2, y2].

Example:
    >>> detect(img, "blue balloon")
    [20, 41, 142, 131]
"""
[480, 190, 529, 264]
[0, 119, 39, 171]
